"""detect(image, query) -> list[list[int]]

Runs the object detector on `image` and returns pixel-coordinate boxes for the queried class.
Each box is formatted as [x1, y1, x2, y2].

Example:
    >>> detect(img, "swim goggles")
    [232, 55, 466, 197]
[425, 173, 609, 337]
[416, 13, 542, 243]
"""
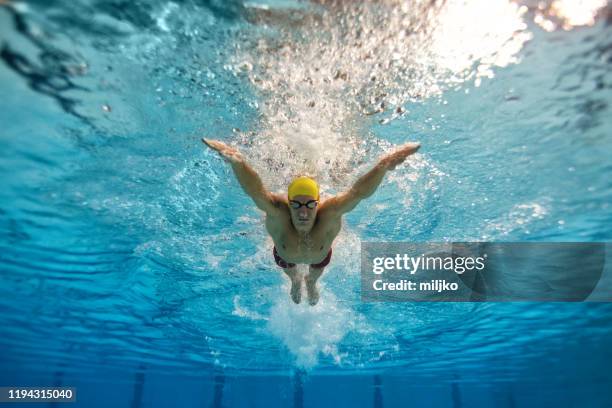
[289, 200, 318, 209]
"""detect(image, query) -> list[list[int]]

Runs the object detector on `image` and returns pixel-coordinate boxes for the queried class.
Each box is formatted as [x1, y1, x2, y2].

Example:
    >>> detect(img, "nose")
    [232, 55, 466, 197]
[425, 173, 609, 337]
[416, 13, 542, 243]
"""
[298, 207, 309, 217]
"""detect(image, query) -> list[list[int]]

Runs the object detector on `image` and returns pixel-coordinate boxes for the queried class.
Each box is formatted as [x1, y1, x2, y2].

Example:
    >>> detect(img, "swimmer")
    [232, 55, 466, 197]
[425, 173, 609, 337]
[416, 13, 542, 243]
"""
[203, 138, 420, 305]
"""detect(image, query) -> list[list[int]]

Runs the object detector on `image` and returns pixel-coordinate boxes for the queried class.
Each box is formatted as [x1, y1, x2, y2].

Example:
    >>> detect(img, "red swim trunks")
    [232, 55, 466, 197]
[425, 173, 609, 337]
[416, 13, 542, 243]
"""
[273, 246, 332, 269]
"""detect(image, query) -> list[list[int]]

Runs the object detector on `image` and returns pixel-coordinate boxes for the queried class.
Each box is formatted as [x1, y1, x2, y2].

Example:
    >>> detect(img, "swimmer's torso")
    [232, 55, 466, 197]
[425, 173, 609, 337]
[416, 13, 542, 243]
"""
[265, 200, 341, 265]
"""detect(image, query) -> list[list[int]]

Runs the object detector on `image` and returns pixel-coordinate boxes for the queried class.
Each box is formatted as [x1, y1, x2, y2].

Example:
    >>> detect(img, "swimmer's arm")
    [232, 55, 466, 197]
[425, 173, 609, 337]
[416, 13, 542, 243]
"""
[322, 142, 420, 216]
[202, 139, 282, 215]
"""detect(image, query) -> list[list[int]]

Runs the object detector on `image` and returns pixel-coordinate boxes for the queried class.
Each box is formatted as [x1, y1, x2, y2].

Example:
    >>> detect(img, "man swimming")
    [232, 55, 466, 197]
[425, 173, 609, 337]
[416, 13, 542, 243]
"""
[203, 138, 420, 305]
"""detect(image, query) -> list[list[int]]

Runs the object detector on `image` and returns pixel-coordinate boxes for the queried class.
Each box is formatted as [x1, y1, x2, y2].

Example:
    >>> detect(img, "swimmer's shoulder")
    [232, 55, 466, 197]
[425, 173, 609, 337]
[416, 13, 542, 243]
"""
[267, 193, 289, 215]
[265, 194, 290, 236]
[269, 192, 288, 206]
[317, 196, 343, 220]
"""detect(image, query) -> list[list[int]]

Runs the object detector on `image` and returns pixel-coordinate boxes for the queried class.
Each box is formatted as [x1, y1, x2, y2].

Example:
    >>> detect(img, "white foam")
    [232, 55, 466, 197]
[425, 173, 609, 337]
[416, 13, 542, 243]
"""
[232, 296, 268, 321]
[484, 200, 550, 238]
[266, 281, 354, 369]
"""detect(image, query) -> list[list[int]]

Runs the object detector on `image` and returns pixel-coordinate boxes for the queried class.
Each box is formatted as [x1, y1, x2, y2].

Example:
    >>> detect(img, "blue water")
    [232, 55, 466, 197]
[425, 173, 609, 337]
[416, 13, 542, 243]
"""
[1, 0, 612, 407]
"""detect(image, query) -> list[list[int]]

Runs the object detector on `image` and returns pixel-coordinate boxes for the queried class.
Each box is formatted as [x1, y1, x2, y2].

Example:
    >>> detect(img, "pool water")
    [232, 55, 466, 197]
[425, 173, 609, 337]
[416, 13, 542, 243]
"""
[1, 0, 612, 406]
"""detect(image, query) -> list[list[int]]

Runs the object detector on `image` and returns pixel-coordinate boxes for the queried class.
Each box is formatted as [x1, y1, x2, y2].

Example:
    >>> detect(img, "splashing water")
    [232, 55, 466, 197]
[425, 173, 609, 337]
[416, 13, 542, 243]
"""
[226, 0, 535, 194]
[267, 285, 355, 368]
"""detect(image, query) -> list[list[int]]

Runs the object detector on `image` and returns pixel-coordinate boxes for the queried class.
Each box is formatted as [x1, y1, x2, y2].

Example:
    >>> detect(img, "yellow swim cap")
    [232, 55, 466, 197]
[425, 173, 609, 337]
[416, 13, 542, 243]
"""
[288, 176, 319, 200]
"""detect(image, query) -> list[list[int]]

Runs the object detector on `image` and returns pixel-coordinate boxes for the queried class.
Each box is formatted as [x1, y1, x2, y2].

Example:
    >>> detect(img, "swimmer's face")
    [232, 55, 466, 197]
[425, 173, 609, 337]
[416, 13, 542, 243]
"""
[288, 194, 318, 232]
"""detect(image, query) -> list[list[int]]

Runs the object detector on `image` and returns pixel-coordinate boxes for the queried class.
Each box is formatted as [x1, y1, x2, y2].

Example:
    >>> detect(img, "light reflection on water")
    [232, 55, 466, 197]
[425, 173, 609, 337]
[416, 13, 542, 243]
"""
[531, 0, 608, 30]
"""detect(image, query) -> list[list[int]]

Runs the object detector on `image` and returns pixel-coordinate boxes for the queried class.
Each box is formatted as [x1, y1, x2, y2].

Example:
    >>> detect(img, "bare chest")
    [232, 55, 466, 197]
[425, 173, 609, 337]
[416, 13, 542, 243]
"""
[266, 214, 341, 264]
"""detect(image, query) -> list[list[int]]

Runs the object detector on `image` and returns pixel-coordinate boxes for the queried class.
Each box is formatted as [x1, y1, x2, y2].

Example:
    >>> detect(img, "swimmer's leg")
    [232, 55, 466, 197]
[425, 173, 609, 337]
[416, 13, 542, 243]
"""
[283, 266, 302, 304]
[305, 266, 324, 306]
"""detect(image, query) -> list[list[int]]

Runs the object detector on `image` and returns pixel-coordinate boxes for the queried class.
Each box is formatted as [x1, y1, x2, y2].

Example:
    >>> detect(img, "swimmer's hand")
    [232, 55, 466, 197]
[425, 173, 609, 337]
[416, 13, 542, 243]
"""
[380, 142, 420, 170]
[202, 138, 243, 164]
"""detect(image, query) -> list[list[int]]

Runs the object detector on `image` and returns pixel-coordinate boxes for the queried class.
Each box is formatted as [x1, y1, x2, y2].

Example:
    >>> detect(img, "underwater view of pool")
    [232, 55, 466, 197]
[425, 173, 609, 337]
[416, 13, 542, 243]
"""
[1, 0, 612, 406]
